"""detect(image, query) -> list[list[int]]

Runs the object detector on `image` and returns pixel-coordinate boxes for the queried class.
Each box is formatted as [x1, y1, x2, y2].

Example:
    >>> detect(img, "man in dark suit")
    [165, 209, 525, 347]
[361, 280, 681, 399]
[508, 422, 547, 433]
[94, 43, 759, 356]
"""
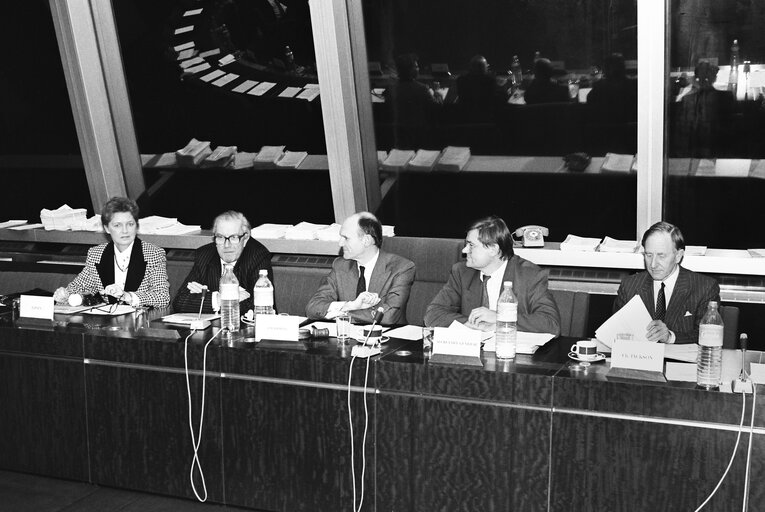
[173, 211, 272, 313]
[424, 216, 560, 335]
[305, 212, 415, 325]
[613, 222, 719, 344]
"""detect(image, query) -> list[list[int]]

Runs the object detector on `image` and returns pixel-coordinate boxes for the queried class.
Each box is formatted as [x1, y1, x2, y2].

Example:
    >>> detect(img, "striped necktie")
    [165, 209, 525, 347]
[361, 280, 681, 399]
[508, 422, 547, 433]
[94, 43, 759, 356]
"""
[655, 282, 666, 321]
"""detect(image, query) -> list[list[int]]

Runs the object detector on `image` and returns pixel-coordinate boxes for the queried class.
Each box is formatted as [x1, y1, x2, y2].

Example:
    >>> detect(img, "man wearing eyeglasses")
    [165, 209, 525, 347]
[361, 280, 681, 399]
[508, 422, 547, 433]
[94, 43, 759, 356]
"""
[173, 211, 272, 313]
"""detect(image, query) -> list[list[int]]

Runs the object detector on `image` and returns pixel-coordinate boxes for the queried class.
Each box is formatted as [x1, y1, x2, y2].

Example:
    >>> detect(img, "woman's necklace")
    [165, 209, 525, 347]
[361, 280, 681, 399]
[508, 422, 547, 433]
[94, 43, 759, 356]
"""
[114, 253, 130, 273]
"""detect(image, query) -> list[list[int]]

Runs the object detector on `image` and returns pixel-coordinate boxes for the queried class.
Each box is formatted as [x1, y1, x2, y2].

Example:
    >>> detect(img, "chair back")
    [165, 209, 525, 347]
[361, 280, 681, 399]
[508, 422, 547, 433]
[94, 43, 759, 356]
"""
[719, 305, 740, 349]
[551, 289, 590, 338]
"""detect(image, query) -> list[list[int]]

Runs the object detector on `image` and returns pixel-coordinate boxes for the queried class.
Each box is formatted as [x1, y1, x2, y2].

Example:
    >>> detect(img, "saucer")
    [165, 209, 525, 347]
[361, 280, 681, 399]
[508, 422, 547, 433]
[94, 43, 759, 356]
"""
[568, 352, 605, 363]
[355, 335, 390, 345]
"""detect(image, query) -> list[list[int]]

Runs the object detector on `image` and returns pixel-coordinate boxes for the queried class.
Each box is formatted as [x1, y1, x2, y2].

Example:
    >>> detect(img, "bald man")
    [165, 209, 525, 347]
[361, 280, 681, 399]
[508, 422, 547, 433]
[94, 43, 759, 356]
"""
[305, 212, 415, 325]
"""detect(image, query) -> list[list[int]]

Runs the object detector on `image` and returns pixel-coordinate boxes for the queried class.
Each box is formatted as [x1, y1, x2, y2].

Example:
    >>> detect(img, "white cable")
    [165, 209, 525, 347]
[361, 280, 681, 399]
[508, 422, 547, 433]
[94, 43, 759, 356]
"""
[347, 354, 358, 511]
[742, 384, 756, 512]
[347, 351, 373, 512]
[184, 327, 220, 502]
[693, 385, 747, 511]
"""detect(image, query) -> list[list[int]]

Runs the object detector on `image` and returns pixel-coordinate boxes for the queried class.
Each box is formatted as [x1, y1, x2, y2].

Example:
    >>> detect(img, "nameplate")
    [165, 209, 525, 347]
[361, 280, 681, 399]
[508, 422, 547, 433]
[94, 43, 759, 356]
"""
[610, 340, 665, 372]
[20, 295, 54, 320]
[255, 314, 300, 342]
[432, 327, 481, 358]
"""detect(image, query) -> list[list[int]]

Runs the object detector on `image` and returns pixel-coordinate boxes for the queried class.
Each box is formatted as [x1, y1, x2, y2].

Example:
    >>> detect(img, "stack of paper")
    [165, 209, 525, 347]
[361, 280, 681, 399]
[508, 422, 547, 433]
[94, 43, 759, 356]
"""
[598, 236, 639, 253]
[251, 223, 292, 239]
[296, 88, 320, 101]
[232, 152, 257, 169]
[435, 146, 470, 171]
[594, 295, 652, 347]
[315, 223, 341, 241]
[560, 234, 601, 252]
[382, 149, 415, 171]
[601, 153, 636, 172]
[0, 220, 28, 229]
[715, 158, 751, 177]
[253, 145, 286, 168]
[82, 215, 103, 232]
[201, 145, 237, 168]
[153, 223, 201, 235]
[684, 245, 708, 256]
[138, 216, 178, 234]
[218, 53, 236, 66]
[176, 138, 212, 166]
[40, 205, 88, 231]
[276, 151, 308, 168]
[377, 151, 388, 166]
[407, 149, 441, 171]
[284, 222, 328, 240]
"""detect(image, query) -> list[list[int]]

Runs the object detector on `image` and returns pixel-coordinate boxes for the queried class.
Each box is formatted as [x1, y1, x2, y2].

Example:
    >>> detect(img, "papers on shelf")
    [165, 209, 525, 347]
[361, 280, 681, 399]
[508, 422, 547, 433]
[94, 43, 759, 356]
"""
[684, 245, 708, 256]
[0, 220, 28, 229]
[695, 158, 716, 176]
[276, 151, 308, 168]
[382, 225, 395, 237]
[176, 138, 212, 166]
[198, 48, 221, 59]
[218, 53, 236, 66]
[296, 87, 320, 101]
[183, 8, 203, 16]
[748, 249, 765, 258]
[251, 223, 292, 239]
[371, 88, 385, 103]
[253, 145, 286, 168]
[184, 62, 211, 74]
[751, 159, 765, 180]
[212, 73, 239, 87]
[180, 56, 204, 69]
[560, 234, 601, 252]
[10, 223, 44, 231]
[232, 152, 257, 169]
[594, 295, 651, 348]
[715, 158, 752, 177]
[435, 146, 470, 171]
[232, 80, 258, 93]
[578, 87, 592, 103]
[174, 41, 195, 52]
[174, 25, 193, 35]
[248, 81, 276, 96]
[200, 69, 225, 83]
[279, 87, 302, 98]
[315, 223, 341, 241]
[284, 222, 329, 240]
[154, 223, 200, 235]
[40, 205, 88, 231]
[407, 149, 441, 171]
[377, 151, 388, 165]
[601, 153, 636, 173]
[598, 236, 638, 253]
[177, 49, 195, 60]
[138, 216, 178, 234]
[201, 145, 237, 168]
[382, 149, 415, 171]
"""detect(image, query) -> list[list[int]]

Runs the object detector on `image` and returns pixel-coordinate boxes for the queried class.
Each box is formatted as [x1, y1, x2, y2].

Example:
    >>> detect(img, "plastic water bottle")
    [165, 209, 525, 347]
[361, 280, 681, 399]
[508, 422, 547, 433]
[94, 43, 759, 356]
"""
[510, 55, 522, 87]
[495, 281, 517, 359]
[253, 269, 275, 315]
[697, 301, 724, 389]
[219, 264, 240, 332]
[728, 39, 739, 94]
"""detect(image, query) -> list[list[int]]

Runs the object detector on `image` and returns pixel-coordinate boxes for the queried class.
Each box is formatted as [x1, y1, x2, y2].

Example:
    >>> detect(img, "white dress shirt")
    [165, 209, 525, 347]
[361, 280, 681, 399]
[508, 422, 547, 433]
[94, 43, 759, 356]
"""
[652, 265, 680, 343]
[480, 259, 508, 311]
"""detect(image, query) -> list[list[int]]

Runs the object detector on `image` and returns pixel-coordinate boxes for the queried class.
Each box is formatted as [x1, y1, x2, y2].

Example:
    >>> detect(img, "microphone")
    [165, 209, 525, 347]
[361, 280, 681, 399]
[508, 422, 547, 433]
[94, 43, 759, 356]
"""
[190, 286, 210, 330]
[361, 307, 386, 347]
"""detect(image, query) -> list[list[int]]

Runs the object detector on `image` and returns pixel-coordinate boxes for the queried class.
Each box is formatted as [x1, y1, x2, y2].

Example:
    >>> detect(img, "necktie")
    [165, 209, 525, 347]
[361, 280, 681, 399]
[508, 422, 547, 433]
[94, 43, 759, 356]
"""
[481, 274, 490, 308]
[655, 282, 666, 321]
[356, 266, 366, 297]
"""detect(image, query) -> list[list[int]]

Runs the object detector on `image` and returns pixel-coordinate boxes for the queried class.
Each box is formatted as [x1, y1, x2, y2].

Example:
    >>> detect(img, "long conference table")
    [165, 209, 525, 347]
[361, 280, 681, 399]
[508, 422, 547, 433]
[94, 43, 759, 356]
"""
[1, 308, 764, 511]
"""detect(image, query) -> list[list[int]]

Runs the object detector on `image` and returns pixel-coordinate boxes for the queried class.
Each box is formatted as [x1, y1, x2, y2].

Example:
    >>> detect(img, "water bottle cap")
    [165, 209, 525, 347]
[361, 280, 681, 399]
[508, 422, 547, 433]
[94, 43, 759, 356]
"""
[503, 280, 512, 286]
[259, 269, 267, 275]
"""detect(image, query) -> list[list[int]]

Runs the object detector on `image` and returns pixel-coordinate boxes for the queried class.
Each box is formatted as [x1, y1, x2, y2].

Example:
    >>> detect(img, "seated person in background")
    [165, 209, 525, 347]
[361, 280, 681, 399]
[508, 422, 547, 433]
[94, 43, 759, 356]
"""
[383, 53, 442, 149]
[53, 197, 169, 308]
[586, 52, 637, 122]
[453, 54, 505, 121]
[523, 58, 569, 105]
[306, 212, 415, 325]
[424, 216, 560, 334]
[173, 211, 272, 313]
[613, 222, 719, 344]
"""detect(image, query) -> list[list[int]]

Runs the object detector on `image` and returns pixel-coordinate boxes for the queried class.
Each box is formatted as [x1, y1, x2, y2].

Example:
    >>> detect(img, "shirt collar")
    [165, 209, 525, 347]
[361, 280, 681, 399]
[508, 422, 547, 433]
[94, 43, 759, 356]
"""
[357, 249, 380, 276]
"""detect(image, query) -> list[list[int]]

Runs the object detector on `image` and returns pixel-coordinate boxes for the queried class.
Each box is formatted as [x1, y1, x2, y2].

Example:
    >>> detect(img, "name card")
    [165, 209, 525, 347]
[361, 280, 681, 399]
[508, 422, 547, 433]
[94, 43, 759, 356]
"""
[432, 327, 481, 358]
[255, 314, 300, 342]
[610, 340, 665, 372]
[20, 295, 54, 320]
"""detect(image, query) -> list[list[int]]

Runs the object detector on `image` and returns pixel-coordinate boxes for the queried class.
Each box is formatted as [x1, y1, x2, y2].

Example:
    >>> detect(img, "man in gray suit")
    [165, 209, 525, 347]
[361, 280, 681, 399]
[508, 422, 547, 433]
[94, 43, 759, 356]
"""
[613, 221, 720, 344]
[305, 212, 415, 325]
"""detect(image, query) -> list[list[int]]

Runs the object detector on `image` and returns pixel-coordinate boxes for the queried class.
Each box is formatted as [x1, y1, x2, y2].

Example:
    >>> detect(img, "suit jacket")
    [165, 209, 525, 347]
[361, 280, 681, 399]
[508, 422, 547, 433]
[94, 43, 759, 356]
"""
[613, 266, 720, 344]
[173, 238, 273, 313]
[305, 250, 415, 325]
[424, 255, 561, 335]
[65, 239, 170, 307]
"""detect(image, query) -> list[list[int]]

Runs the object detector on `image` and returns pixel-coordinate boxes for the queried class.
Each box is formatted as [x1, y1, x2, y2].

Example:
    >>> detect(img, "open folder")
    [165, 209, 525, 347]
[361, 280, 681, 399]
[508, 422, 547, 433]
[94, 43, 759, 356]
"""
[594, 295, 652, 348]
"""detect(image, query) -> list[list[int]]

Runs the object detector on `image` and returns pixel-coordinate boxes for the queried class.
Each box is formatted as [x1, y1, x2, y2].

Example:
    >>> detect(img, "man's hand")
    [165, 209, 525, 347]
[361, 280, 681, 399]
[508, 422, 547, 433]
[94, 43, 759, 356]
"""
[347, 291, 380, 311]
[646, 319, 671, 343]
[238, 286, 251, 302]
[186, 281, 207, 294]
[467, 307, 497, 327]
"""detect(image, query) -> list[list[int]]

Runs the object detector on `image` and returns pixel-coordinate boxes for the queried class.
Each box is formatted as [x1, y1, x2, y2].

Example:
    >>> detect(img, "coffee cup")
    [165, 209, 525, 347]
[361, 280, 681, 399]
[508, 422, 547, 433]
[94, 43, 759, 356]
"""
[570, 339, 598, 360]
[362, 325, 383, 344]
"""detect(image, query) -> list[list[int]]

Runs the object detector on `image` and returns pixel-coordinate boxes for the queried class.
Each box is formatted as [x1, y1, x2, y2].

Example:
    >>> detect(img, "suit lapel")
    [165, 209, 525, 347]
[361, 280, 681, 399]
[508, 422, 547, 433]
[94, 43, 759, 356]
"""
[666, 267, 690, 325]
[96, 243, 115, 288]
[638, 274, 655, 318]
[342, 259, 359, 299]
[124, 239, 147, 292]
[368, 251, 391, 293]
[465, 267, 483, 312]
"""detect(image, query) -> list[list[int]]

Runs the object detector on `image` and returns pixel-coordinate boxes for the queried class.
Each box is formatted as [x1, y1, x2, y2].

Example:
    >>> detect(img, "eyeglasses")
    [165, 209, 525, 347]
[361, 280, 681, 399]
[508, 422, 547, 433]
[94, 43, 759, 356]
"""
[213, 233, 246, 245]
